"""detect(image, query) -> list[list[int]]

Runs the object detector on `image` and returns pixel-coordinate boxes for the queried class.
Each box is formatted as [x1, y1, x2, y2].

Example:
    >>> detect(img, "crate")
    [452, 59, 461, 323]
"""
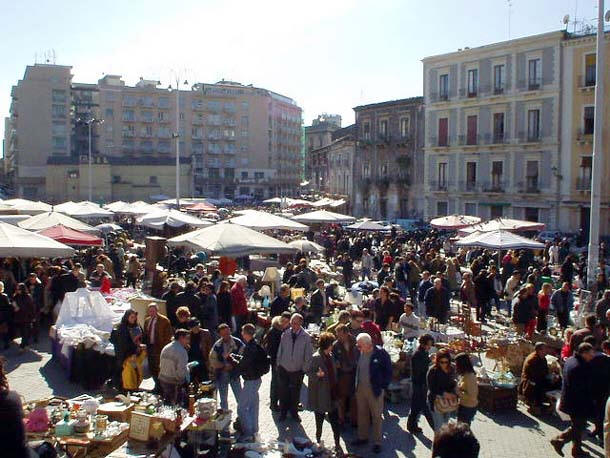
[477, 384, 517, 412]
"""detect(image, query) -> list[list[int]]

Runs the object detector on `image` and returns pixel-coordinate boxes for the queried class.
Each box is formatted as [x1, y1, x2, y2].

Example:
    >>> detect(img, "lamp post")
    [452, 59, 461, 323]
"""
[77, 117, 104, 202]
[170, 75, 188, 208]
[586, 1, 608, 287]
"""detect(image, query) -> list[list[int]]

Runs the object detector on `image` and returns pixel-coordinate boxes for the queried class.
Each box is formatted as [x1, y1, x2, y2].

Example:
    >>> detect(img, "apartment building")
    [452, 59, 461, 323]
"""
[5, 65, 303, 202]
[304, 114, 342, 185]
[559, 30, 610, 236]
[422, 31, 563, 227]
[352, 97, 425, 220]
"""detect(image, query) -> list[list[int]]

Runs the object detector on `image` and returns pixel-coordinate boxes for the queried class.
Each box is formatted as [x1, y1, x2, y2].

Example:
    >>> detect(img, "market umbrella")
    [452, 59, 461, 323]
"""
[430, 214, 482, 230]
[458, 217, 546, 236]
[37, 224, 103, 246]
[59, 201, 114, 218]
[168, 223, 298, 257]
[137, 209, 214, 229]
[287, 239, 325, 253]
[186, 202, 218, 212]
[96, 223, 123, 233]
[292, 209, 356, 224]
[346, 220, 390, 231]
[455, 229, 545, 250]
[228, 209, 309, 232]
[112, 201, 158, 215]
[2, 199, 53, 215]
[18, 211, 98, 233]
[103, 201, 128, 212]
[0, 222, 75, 257]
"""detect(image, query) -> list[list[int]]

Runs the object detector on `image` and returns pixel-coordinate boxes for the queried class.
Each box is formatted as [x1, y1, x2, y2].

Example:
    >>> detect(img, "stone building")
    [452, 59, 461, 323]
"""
[304, 114, 341, 184]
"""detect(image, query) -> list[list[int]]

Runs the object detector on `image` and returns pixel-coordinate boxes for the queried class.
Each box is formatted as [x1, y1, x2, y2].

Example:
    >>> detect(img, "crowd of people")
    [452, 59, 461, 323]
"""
[0, 222, 609, 457]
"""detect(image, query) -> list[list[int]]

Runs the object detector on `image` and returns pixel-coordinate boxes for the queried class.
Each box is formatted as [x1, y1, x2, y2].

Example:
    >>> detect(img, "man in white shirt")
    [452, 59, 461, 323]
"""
[548, 243, 559, 265]
[398, 302, 420, 340]
[361, 248, 374, 281]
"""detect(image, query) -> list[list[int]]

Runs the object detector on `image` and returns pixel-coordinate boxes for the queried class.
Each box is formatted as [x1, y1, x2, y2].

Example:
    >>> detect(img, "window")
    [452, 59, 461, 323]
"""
[241, 101, 249, 111]
[493, 113, 505, 143]
[158, 111, 167, 122]
[378, 119, 388, 139]
[584, 106, 594, 135]
[466, 115, 477, 145]
[141, 111, 153, 122]
[179, 112, 185, 120]
[527, 109, 540, 141]
[140, 96, 154, 107]
[240, 130, 248, 137]
[439, 74, 449, 99]
[111, 175, 120, 184]
[123, 109, 135, 122]
[208, 167, 220, 178]
[52, 104, 66, 118]
[52, 136, 66, 149]
[526, 160, 539, 191]
[464, 203, 477, 216]
[491, 161, 503, 190]
[157, 126, 170, 138]
[524, 208, 539, 222]
[105, 108, 114, 118]
[362, 122, 370, 140]
[241, 116, 249, 127]
[241, 171, 248, 180]
[493, 64, 505, 93]
[158, 140, 171, 153]
[466, 162, 477, 190]
[52, 89, 66, 103]
[490, 205, 503, 219]
[436, 201, 448, 216]
[363, 162, 370, 178]
[141, 125, 153, 137]
[467, 69, 478, 96]
[224, 168, 235, 179]
[438, 117, 448, 146]
[123, 95, 137, 107]
[585, 54, 596, 86]
[437, 162, 447, 189]
[192, 127, 203, 138]
[224, 102, 235, 112]
[578, 156, 592, 189]
[149, 176, 158, 185]
[208, 101, 221, 111]
[123, 125, 136, 137]
[192, 99, 203, 110]
[52, 122, 66, 136]
[400, 117, 410, 138]
[528, 59, 541, 89]
[140, 140, 153, 152]
[158, 97, 170, 108]
[254, 172, 264, 180]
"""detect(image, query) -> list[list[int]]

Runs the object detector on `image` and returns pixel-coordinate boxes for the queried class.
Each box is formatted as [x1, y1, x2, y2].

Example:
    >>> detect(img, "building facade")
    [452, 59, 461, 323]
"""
[559, 30, 610, 236]
[5, 65, 303, 202]
[304, 114, 342, 185]
[422, 31, 563, 227]
[352, 97, 424, 220]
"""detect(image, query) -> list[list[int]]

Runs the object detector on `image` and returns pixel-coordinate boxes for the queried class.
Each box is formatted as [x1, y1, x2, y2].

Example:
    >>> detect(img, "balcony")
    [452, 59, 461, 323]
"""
[140, 117, 154, 123]
[482, 181, 507, 193]
[458, 180, 481, 193]
[428, 180, 450, 192]
[517, 180, 540, 194]
[578, 74, 596, 90]
[575, 177, 592, 191]
[527, 78, 541, 91]
[493, 85, 505, 95]
[517, 131, 541, 144]
[459, 134, 480, 146]
[483, 133, 507, 145]
[429, 136, 451, 148]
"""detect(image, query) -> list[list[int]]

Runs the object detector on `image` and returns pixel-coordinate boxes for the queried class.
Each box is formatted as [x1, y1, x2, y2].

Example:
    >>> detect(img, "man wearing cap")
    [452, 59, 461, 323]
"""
[143, 303, 173, 389]
[187, 318, 213, 383]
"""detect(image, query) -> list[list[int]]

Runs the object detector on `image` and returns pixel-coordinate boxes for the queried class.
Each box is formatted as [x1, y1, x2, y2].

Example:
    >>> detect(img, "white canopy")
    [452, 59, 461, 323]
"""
[137, 209, 214, 229]
[2, 199, 53, 215]
[458, 217, 546, 236]
[346, 220, 390, 231]
[19, 212, 98, 233]
[0, 222, 75, 257]
[95, 223, 123, 233]
[455, 229, 545, 250]
[228, 209, 309, 232]
[0, 215, 31, 226]
[312, 197, 346, 208]
[287, 239, 325, 253]
[111, 201, 158, 215]
[103, 201, 128, 212]
[430, 214, 482, 230]
[292, 210, 356, 224]
[168, 223, 297, 257]
[56, 201, 114, 218]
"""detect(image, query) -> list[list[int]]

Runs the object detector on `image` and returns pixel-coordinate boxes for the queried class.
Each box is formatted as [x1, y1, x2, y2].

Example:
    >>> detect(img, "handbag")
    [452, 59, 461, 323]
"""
[434, 394, 459, 414]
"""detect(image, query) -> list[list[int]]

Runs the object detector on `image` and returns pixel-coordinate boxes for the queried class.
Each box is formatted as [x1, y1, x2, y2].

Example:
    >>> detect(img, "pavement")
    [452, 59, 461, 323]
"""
[5, 332, 607, 458]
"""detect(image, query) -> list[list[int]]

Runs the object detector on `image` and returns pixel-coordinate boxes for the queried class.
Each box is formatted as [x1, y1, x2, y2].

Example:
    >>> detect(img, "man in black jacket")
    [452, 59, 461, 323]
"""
[176, 281, 200, 320]
[263, 312, 290, 411]
[270, 285, 291, 318]
[407, 334, 435, 434]
[550, 342, 595, 457]
[162, 282, 181, 328]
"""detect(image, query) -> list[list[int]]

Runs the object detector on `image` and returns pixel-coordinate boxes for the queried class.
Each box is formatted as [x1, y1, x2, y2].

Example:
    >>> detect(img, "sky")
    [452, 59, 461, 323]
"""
[0, 0, 600, 148]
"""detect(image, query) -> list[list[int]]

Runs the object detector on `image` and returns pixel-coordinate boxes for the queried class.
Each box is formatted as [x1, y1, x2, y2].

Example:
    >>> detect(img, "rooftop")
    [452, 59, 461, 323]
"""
[353, 96, 423, 111]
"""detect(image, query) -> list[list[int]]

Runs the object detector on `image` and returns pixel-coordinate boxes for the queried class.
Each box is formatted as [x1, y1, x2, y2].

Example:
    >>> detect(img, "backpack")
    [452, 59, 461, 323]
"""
[254, 342, 271, 377]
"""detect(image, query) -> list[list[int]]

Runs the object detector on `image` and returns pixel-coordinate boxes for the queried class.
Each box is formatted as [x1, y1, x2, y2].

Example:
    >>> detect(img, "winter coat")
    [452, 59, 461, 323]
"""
[307, 352, 337, 413]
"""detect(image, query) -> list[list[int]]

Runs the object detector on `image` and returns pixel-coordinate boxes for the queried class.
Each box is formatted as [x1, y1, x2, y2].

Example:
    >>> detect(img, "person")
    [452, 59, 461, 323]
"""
[537, 283, 552, 333]
[570, 314, 603, 354]
[282, 262, 295, 284]
[270, 284, 291, 318]
[338, 253, 354, 288]
[518, 343, 558, 413]
[455, 352, 478, 425]
[209, 323, 243, 411]
[162, 282, 181, 328]
[512, 287, 534, 337]
[262, 312, 290, 411]
[427, 349, 457, 433]
[473, 270, 491, 323]
[309, 279, 327, 323]
[407, 334, 436, 434]
[186, 318, 213, 383]
[424, 278, 451, 324]
[25, 273, 44, 343]
[197, 282, 218, 334]
[398, 302, 420, 340]
[217, 281, 232, 328]
[561, 328, 575, 362]
[352, 332, 392, 454]
[114, 309, 145, 391]
[596, 289, 610, 328]
[503, 270, 522, 318]
[349, 310, 364, 338]
[604, 395, 610, 457]
[143, 303, 173, 388]
[551, 343, 596, 457]
[125, 255, 141, 288]
[327, 310, 351, 335]
[361, 248, 373, 280]
[0, 358, 38, 458]
[361, 308, 383, 346]
[376, 263, 392, 286]
[176, 281, 200, 319]
[418, 271, 433, 317]
[276, 313, 313, 421]
[231, 323, 269, 442]
[0, 281, 13, 349]
[231, 276, 249, 334]
[12, 283, 35, 350]
[587, 337, 610, 441]
[308, 332, 343, 454]
[551, 282, 573, 329]
[158, 329, 191, 405]
[374, 286, 395, 331]
[460, 272, 478, 311]
[333, 323, 359, 427]
[89, 263, 110, 288]
[431, 422, 480, 458]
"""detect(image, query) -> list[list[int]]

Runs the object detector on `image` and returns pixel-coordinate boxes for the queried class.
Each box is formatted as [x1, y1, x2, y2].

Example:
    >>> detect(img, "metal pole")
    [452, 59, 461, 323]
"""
[175, 78, 180, 208]
[586, 0, 606, 287]
[88, 121, 93, 202]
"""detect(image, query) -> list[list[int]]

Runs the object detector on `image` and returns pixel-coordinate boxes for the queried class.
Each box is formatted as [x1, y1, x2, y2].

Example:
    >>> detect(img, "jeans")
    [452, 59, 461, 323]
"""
[361, 268, 371, 281]
[431, 408, 454, 432]
[457, 405, 477, 425]
[238, 378, 261, 437]
[216, 371, 242, 411]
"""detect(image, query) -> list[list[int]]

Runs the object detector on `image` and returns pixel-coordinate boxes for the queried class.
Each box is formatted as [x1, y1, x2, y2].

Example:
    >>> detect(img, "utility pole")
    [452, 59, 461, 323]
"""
[175, 77, 181, 208]
[586, 0, 607, 286]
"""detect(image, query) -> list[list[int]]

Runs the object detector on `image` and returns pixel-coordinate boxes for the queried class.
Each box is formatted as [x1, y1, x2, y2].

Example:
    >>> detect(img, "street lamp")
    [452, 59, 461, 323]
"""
[77, 117, 104, 202]
[169, 76, 189, 208]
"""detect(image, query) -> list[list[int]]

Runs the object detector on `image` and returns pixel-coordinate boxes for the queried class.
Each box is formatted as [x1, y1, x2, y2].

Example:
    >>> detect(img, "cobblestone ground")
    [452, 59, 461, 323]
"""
[6, 333, 606, 458]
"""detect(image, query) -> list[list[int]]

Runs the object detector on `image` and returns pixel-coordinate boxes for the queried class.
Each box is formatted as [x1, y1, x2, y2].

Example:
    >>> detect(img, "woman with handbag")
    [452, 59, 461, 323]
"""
[455, 353, 478, 425]
[427, 349, 458, 433]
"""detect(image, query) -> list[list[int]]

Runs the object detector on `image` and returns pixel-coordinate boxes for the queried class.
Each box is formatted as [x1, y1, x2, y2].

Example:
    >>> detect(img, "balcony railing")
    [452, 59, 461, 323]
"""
[527, 77, 542, 90]
[578, 75, 596, 88]
[428, 180, 450, 191]
[481, 180, 507, 193]
[458, 180, 480, 192]
[429, 136, 451, 147]
[517, 180, 540, 193]
[459, 134, 480, 146]
[576, 177, 592, 191]
[517, 131, 541, 143]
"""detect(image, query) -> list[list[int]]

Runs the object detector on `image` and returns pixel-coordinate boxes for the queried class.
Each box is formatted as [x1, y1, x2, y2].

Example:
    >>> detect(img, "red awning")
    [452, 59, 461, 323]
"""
[37, 224, 103, 246]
